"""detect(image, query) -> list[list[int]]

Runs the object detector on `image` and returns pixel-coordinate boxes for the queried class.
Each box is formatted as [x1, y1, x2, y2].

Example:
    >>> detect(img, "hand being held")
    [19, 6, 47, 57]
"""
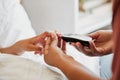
[71, 30, 113, 56]
[7, 32, 50, 55]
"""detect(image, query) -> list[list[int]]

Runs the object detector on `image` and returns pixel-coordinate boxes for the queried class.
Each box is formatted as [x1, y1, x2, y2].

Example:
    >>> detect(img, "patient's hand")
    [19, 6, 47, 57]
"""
[0, 32, 50, 55]
[71, 30, 113, 56]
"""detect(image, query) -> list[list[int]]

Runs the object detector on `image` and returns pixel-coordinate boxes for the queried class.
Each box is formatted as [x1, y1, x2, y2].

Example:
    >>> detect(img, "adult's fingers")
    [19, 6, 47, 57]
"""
[73, 42, 95, 56]
[55, 31, 63, 48]
[83, 47, 95, 56]
[44, 37, 51, 55]
[62, 41, 66, 53]
[89, 41, 99, 56]
[75, 42, 85, 52]
[88, 31, 100, 40]
[57, 36, 62, 48]
[55, 31, 62, 37]
[71, 42, 87, 54]
[51, 32, 58, 46]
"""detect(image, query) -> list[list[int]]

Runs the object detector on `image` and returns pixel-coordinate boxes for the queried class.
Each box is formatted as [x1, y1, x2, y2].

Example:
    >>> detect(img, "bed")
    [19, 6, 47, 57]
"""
[0, 0, 100, 80]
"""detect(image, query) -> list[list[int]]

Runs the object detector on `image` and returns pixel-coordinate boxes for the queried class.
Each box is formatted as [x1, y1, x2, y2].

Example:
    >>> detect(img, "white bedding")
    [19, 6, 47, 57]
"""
[0, 0, 100, 79]
[0, 54, 64, 80]
[0, 0, 37, 61]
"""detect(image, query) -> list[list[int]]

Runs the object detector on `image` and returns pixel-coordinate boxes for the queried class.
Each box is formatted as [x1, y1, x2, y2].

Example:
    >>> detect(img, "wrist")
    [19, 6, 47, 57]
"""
[0, 47, 20, 55]
[0, 47, 9, 54]
[56, 54, 75, 69]
[55, 54, 100, 80]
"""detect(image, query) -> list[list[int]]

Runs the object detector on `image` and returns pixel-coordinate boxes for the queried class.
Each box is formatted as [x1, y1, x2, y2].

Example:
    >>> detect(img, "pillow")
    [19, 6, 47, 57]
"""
[0, 0, 38, 61]
[0, 0, 36, 48]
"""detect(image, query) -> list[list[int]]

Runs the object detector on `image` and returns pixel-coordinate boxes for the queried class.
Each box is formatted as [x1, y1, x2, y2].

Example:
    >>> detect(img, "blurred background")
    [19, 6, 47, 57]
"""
[78, 0, 112, 34]
[22, 0, 112, 34]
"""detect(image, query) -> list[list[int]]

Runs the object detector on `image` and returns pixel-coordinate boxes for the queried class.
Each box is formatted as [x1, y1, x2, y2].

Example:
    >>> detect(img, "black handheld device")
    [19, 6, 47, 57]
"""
[61, 34, 92, 47]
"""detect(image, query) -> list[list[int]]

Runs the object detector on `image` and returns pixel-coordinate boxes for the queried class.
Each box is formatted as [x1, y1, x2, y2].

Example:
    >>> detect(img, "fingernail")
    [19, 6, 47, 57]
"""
[34, 52, 38, 55]
[34, 52, 37, 55]
[39, 52, 43, 55]
[84, 47, 90, 51]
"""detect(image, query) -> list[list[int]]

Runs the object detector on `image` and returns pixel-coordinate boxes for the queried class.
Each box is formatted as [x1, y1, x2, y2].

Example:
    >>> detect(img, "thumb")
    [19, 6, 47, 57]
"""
[44, 37, 51, 55]
[88, 32, 99, 40]
[51, 32, 58, 46]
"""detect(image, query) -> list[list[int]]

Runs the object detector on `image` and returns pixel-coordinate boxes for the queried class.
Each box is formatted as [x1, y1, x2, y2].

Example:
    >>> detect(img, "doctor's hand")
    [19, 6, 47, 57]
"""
[43, 33, 68, 67]
[0, 32, 50, 55]
[71, 30, 113, 56]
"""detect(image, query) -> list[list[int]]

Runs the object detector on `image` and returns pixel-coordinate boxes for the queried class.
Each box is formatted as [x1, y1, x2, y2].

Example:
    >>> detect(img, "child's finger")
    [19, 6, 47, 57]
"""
[29, 45, 43, 51]
[34, 51, 43, 55]
[32, 32, 50, 44]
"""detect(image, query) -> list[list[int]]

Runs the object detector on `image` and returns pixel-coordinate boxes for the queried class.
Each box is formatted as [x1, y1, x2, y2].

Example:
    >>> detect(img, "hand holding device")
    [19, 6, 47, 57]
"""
[61, 34, 92, 47]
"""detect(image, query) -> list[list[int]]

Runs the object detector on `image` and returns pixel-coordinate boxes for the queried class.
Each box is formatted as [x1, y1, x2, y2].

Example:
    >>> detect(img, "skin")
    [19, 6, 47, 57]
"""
[43, 33, 102, 80]
[71, 30, 113, 56]
[0, 32, 50, 55]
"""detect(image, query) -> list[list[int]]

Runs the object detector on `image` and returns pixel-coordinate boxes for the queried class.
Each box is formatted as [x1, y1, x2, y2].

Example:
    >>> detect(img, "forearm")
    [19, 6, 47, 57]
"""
[57, 55, 102, 80]
[0, 47, 19, 55]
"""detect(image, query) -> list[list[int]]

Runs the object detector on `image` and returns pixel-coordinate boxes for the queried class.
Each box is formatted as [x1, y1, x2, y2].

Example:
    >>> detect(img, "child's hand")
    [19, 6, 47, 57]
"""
[0, 32, 50, 55]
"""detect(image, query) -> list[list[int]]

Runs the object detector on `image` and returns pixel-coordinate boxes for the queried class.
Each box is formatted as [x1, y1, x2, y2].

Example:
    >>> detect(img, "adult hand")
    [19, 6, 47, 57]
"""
[43, 32, 67, 67]
[71, 30, 113, 56]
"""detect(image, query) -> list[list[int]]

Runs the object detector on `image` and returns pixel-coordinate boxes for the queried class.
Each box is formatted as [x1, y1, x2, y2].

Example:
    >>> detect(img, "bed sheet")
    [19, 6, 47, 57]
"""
[0, 54, 64, 80]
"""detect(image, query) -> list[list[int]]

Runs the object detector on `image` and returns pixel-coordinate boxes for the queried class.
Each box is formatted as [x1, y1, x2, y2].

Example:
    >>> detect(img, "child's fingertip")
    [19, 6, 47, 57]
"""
[39, 52, 43, 55]
[34, 51, 38, 55]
